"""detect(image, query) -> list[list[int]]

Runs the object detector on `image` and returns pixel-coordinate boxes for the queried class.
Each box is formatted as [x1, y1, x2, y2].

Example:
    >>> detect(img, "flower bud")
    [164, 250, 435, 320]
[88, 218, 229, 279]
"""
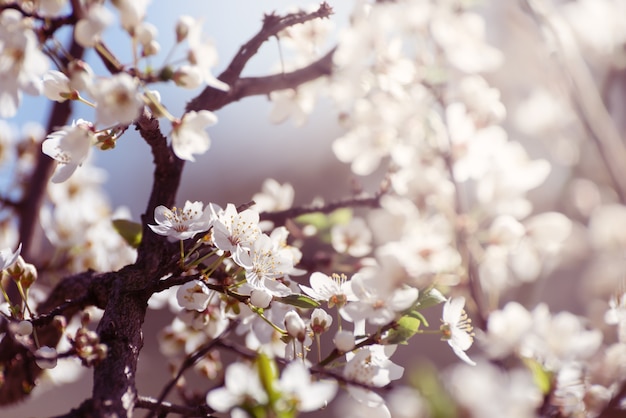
[284, 311, 306, 342]
[310, 308, 332, 334]
[35, 346, 58, 369]
[16, 320, 33, 336]
[250, 288, 272, 309]
[175, 15, 195, 43]
[333, 330, 355, 352]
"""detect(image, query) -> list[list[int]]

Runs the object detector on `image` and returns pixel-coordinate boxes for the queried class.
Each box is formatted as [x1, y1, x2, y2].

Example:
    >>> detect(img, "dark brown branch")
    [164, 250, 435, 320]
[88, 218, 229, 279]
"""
[90, 112, 185, 417]
[186, 2, 335, 113]
[0, 270, 113, 405]
[260, 192, 383, 226]
[186, 48, 335, 113]
[136, 396, 216, 418]
[597, 381, 626, 418]
[219, 2, 333, 85]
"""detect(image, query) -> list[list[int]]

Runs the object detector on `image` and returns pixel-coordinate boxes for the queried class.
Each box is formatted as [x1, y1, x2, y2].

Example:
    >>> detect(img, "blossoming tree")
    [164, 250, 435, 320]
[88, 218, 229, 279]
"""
[1, 0, 626, 417]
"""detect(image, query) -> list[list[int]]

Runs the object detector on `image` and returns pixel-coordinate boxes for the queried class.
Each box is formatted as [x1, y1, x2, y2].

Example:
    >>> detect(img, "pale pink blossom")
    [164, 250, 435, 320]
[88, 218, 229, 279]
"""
[171, 110, 218, 161]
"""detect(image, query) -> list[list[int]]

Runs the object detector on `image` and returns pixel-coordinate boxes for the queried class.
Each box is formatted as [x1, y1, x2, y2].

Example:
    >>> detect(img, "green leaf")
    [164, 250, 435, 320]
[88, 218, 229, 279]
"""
[410, 362, 458, 418]
[523, 357, 553, 395]
[384, 314, 421, 345]
[415, 287, 446, 310]
[112, 219, 142, 248]
[294, 212, 329, 229]
[276, 294, 320, 309]
[328, 207, 353, 225]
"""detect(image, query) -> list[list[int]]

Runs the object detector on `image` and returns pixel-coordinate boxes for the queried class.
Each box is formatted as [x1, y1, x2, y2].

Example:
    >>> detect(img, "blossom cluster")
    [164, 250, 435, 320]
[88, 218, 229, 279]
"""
[145, 195, 479, 415]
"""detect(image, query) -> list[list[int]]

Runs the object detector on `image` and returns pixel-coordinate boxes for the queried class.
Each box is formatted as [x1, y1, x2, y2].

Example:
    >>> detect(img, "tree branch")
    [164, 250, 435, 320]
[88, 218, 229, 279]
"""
[186, 3, 335, 113]
[0, 270, 113, 405]
[259, 192, 383, 226]
[219, 2, 333, 85]
[136, 396, 216, 418]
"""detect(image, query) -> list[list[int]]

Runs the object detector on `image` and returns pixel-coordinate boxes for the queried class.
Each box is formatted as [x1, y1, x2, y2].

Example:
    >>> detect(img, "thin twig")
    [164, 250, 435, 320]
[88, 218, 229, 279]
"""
[260, 192, 383, 226]
[136, 396, 216, 418]
[144, 321, 238, 418]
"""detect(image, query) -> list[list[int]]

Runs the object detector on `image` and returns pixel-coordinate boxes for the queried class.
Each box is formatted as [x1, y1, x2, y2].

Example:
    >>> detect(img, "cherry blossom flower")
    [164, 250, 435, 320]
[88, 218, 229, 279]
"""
[0, 10, 49, 118]
[206, 362, 267, 413]
[43, 70, 73, 102]
[479, 301, 533, 359]
[148, 200, 212, 241]
[42, 119, 95, 183]
[176, 280, 211, 311]
[341, 273, 418, 326]
[185, 16, 230, 92]
[171, 110, 218, 161]
[343, 345, 404, 407]
[0, 243, 21, 270]
[447, 361, 542, 417]
[521, 304, 602, 370]
[277, 361, 338, 412]
[74, 3, 113, 47]
[91, 73, 144, 126]
[237, 234, 293, 297]
[331, 217, 372, 257]
[38, 0, 68, 17]
[112, 0, 150, 33]
[251, 178, 294, 213]
[300, 272, 356, 308]
[441, 297, 476, 366]
[209, 203, 261, 264]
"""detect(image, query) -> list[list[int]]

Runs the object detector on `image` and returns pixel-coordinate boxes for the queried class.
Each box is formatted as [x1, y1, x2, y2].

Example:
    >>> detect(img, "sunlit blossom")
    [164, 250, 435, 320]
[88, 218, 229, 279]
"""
[148, 200, 212, 241]
[441, 297, 476, 366]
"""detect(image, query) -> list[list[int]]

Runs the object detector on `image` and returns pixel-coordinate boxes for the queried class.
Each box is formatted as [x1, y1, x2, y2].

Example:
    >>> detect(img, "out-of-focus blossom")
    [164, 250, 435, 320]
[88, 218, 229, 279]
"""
[277, 361, 338, 412]
[171, 110, 218, 161]
[91, 73, 144, 126]
[74, 3, 113, 47]
[206, 362, 267, 413]
[331, 217, 372, 257]
[0, 10, 49, 118]
[343, 345, 404, 407]
[341, 272, 418, 326]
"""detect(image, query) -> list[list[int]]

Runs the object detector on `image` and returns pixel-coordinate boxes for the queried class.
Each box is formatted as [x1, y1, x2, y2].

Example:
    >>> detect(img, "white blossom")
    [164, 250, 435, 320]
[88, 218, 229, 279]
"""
[91, 73, 144, 126]
[0, 243, 21, 270]
[343, 345, 404, 407]
[206, 362, 267, 412]
[42, 119, 95, 183]
[441, 297, 476, 366]
[148, 200, 212, 241]
[176, 280, 211, 311]
[171, 110, 218, 161]
[0, 10, 49, 118]
[74, 3, 113, 47]
[277, 361, 338, 412]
